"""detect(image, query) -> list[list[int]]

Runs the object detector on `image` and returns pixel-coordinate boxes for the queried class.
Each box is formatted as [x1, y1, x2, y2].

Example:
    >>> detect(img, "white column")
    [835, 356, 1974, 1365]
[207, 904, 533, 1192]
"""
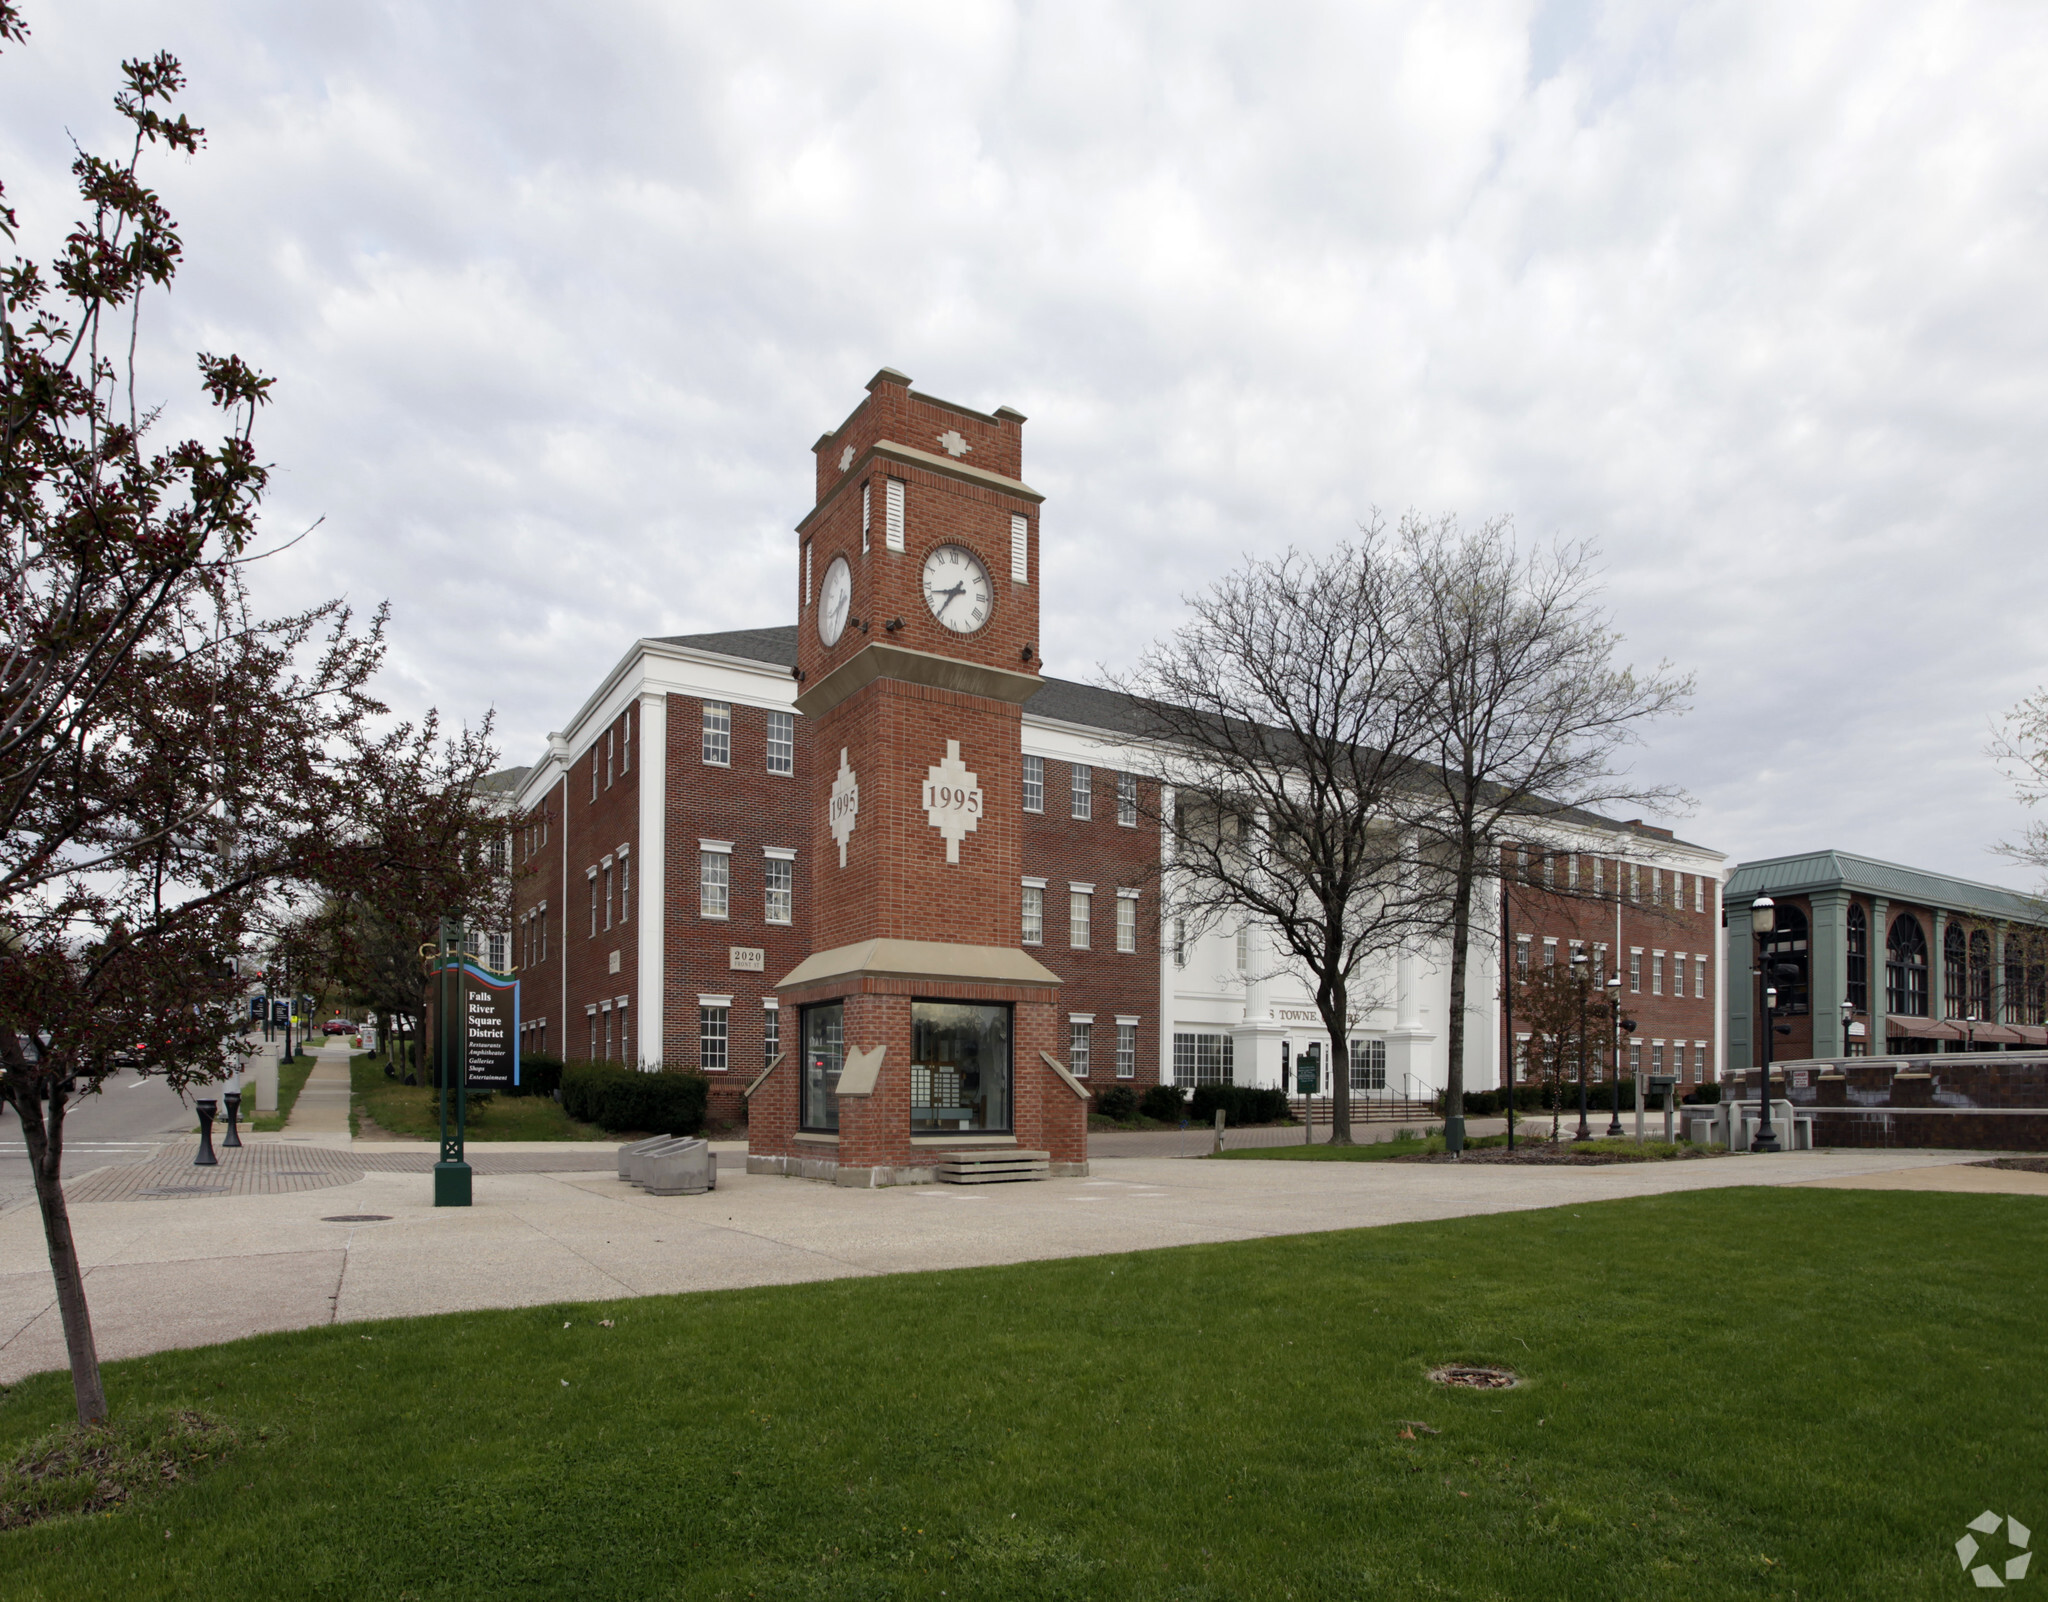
[1395, 943, 1420, 1030]
[635, 691, 667, 1068]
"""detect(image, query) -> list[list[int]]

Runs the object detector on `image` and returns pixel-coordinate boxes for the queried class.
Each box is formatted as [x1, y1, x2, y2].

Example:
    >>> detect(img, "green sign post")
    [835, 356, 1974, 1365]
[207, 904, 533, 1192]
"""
[432, 916, 471, 1208]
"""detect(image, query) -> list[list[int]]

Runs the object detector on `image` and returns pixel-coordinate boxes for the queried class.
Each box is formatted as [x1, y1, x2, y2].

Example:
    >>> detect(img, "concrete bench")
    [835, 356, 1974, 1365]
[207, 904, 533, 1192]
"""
[637, 1138, 716, 1196]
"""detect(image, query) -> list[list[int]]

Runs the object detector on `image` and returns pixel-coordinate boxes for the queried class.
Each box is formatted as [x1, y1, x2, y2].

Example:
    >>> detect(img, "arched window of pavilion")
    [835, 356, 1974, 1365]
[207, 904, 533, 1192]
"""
[1846, 904, 1868, 1012]
[1761, 903, 1810, 1015]
[1888, 914, 1929, 1017]
[1969, 928, 1993, 1022]
[1944, 923, 1968, 1019]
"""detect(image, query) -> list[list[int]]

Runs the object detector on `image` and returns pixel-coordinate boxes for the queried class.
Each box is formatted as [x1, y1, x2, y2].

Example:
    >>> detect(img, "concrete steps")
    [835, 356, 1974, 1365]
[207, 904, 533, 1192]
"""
[936, 1148, 1052, 1184]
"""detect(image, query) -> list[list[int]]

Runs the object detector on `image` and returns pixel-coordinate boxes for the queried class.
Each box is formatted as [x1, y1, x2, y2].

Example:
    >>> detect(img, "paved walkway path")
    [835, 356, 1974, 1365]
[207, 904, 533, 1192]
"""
[0, 1142, 2028, 1383]
[277, 1044, 354, 1145]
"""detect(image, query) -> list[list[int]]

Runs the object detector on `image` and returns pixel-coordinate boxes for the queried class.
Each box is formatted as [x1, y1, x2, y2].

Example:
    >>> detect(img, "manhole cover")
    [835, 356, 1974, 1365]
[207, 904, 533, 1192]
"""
[321, 1214, 391, 1223]
[1429, 1364, 1519, 1389]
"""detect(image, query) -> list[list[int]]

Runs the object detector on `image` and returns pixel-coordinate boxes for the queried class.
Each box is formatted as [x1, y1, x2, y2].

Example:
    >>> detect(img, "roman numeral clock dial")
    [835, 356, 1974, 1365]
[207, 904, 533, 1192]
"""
[920, 544, 992, 634]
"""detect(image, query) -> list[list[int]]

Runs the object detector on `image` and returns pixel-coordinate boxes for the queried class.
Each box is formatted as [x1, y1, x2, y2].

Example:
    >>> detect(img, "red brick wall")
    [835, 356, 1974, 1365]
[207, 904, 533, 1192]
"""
[808, 680, 1024, 952]
[1025, 762, 1161, 1088]
[663, 693, 809, 1119]
[1507, 846, 1720, 1083]
[561, 706, 640, 1062]
[511, 777, 564, 1057]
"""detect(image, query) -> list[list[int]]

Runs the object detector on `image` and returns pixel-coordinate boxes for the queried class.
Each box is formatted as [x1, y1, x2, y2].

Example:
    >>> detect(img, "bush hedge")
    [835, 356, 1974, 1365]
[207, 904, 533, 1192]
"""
[1188, 1083, 1294, 1127]
[561, 1060, 708, 1135]
[1092, 1085, 1139, 1122]
[1138, 1083, 1188, 1123]
[508, 1053, 564, 1099]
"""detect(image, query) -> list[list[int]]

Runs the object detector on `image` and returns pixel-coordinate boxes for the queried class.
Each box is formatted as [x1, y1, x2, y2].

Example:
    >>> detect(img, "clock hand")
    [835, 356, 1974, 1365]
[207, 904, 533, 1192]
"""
[931, 582, 966, 612]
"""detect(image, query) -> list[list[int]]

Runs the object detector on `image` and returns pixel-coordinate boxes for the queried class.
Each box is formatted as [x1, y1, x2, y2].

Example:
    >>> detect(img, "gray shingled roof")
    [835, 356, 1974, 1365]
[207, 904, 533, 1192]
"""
[1727, 850, 2048, 923]
[476, 766, 531, 794]
[652, 624, 1712, 855]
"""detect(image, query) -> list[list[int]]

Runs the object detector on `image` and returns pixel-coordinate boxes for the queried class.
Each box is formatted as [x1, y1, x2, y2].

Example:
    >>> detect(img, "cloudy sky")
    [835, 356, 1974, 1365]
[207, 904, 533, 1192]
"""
[5, 1, 2045, 886]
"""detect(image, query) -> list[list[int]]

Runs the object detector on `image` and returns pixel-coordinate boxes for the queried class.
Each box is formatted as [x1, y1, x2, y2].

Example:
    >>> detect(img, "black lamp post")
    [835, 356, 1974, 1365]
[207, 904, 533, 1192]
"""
[1605, 974, 1626, 1137]
[1605, 972, 1626, 1133]
[1839, 997, 1855, 1061]
[1751, 895, 1781, 1153]
[1571, 950, 1592, 1142]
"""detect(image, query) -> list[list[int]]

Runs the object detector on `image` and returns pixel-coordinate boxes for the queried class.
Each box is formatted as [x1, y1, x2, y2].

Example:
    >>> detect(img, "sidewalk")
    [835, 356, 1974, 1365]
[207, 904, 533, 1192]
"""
[277, 1042, 354, 1148]
[0, 1141, 2026, 1384]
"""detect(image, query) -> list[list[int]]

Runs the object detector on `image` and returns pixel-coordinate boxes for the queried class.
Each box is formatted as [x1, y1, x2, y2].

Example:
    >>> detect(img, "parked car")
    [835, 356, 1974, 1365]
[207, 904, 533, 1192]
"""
[322, 1018, 355, 1036]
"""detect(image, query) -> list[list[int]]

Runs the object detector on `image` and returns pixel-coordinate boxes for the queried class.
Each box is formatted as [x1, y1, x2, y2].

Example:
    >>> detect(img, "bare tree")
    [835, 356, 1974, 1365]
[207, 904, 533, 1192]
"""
[1110, 535, 1435, 1144]
[1394, 515, 1692, 1152]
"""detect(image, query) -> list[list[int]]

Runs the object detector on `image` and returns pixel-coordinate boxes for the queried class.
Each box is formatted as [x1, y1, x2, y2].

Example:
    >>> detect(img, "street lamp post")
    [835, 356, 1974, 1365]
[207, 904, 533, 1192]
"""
[1571, 950, 1592, 1142]
[1606, 973, 1626, 1137]
[1839, 997, 1855, 1060]
[1751, 895, 1782, 1154]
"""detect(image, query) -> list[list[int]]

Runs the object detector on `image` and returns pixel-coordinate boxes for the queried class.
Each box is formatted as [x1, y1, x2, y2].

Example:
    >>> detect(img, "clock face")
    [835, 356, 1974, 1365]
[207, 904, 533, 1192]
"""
[818, 555, 852, 647]
[920, 544, 992, 634]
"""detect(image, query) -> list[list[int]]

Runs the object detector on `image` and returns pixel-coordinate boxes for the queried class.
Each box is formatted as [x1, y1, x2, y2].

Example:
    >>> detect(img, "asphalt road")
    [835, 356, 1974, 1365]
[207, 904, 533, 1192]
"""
[0, 1069, 197, 1209]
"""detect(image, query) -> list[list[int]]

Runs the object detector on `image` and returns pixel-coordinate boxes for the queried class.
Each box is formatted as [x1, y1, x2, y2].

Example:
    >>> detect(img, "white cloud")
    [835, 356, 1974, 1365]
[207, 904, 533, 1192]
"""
[4, 0, 2046, 885]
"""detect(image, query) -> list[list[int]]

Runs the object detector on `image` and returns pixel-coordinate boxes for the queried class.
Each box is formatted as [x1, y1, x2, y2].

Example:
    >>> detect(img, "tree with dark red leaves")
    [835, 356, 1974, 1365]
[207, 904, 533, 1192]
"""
[0, 10, 503, 1423]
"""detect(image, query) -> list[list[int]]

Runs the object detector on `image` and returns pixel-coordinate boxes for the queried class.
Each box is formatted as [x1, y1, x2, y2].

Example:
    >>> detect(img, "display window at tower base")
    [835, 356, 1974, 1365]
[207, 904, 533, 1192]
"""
[911, 1000, 1010, 1133]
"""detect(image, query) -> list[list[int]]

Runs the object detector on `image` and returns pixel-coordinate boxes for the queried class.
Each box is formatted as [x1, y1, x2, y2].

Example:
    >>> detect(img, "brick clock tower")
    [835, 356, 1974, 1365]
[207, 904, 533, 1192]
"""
[746, 369, 1089, 1186]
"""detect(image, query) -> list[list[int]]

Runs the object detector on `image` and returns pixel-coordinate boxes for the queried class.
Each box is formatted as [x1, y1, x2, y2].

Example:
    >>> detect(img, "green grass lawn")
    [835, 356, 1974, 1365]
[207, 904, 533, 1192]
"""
[246, 1052, 315, 1134]
[348, 1052, 605, 1141]
[1, 1188, 2040, 1599]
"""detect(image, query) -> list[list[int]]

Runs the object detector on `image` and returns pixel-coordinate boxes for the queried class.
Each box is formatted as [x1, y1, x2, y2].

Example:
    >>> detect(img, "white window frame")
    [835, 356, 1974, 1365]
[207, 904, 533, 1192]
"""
[1118, 890, 1139, 955]
[587, 865, 599, 937]
[622, 709, 631, 775]
[1117, 770, 1137, 827]
[1672, 951, 1686, 999]
[1071, 764, 1092, 820]
[1114, 1017, 1138, 1079]
[766, 710, 794, 776]
[698, 1001, 729, 1071]
[1068, 1016, 1093, 1078]
[1652, 950, 1665, 997]
[1630, 947, 1643, 993]
[763, 1000, 780, 1064]
[1021, 878, 1045, 946]
[764, 847, 795, 925]
[702, 701, 731, 767]
[1021, 754, 1044, 813]
[1069, 884, 1093, 950]
[700, 841, 732, 920]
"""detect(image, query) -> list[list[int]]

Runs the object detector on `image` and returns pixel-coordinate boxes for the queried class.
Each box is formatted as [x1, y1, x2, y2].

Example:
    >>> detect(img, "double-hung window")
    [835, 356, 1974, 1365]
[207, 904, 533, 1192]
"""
[1069, 1019, 1092, 1077]
[699, 1001, 729, 1071]
[1021, 880, 1045, 945]
[1652, 951, 1664, 996]
[1117, 771, 1137, 827]
[618, 847, 630, 921]
[1021, 755, 1044, 813]
[764, 850, 794, 924]
[603, 858, 614, 930]
[763, 1002, 780, 1065]
[700, 843, 731, 919]
[1069, 885, 1092, 949]
[622, 710, 631, 774]
[702, 701, 731, 766]
[766, 711, 794, 775]
[1630, 949, 1643, 993]
[588, 868, 599, 937]
[1115, 1019, 1137, 1079]
[1694, 954, 1708, 996]
[1117, 891, 1139, 954]
[1672, 952, 1685, 998]
[1071, 764, 1092, 820]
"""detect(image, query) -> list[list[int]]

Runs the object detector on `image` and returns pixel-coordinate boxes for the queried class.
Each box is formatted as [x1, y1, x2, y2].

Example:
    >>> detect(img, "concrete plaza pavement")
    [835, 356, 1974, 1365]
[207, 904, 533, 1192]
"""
[0, 1135, 2032, 1384]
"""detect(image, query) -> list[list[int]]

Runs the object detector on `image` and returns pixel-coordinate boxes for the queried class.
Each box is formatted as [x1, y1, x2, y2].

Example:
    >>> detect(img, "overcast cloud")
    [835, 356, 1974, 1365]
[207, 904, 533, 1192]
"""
[5, 1, 2045, 885]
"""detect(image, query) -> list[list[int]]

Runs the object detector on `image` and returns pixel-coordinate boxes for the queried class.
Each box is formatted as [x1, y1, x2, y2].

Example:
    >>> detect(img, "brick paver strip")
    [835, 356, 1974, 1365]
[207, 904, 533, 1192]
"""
[62, 1143, 613, 1204]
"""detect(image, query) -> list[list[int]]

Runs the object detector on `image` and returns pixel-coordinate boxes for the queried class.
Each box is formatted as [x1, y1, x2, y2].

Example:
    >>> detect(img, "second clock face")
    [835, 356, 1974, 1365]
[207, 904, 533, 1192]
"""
[920, 544, 992, 634]
[818, 555, 852, 646]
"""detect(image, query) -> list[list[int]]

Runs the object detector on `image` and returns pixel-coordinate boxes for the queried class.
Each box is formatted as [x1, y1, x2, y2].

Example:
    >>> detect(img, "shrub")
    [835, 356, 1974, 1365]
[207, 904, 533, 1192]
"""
[1188, 1083, 1293, 1127]
[1682, 1082, 1722, 1105]
[1093, 1085, 1138, 1122]
[598, 1069, 708, 1137]
[509, 1052, 564, 1100]
[1138, 1083, 1188, 1123]
[561, 1060, 709, 1135]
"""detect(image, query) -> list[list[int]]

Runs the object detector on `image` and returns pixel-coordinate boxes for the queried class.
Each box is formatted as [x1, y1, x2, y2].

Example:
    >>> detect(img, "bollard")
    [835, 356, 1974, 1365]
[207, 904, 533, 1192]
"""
[194, 1099, 219, 1167]
[1213, 1108, 1226, 1155]
[221, 1090, 243, 1148]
